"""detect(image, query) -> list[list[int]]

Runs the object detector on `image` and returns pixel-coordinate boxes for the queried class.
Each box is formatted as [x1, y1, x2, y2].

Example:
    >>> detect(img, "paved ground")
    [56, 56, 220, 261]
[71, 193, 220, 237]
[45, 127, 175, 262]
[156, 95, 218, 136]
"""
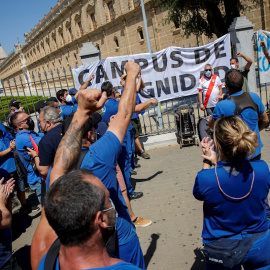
[10, 130, 270, 270]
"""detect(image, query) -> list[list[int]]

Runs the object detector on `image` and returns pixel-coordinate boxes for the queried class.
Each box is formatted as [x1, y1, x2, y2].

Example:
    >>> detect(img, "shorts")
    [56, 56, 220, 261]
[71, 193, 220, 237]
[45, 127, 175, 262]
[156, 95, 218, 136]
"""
[131, 117, 142, 138]
[9, 171, 25, 192]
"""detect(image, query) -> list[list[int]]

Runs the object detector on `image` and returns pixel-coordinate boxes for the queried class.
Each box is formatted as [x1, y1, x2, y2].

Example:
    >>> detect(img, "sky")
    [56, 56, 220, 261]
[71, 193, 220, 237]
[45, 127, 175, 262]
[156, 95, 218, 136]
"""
[0, 0, 58, 54]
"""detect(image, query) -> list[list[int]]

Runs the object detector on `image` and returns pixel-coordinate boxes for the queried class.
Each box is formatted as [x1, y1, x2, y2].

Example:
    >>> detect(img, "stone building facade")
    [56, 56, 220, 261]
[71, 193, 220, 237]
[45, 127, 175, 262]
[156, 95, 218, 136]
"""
[0, 0, 269, 92]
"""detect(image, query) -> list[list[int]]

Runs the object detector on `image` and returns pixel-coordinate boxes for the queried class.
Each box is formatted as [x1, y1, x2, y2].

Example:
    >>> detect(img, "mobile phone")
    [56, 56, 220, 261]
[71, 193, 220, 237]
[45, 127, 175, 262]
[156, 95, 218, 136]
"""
[23, 146, 28, 150]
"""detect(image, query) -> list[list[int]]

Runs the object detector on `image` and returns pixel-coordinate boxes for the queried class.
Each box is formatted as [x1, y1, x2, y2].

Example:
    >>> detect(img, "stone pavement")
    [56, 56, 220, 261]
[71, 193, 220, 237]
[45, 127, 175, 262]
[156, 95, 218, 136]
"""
[11, 130, 270, 270]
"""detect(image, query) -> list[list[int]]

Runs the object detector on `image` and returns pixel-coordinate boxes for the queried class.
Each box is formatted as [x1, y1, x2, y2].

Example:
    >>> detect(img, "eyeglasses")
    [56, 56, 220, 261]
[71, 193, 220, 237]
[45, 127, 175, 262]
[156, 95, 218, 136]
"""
[17, 117, 30, 125]
[205, 69, 212, 71]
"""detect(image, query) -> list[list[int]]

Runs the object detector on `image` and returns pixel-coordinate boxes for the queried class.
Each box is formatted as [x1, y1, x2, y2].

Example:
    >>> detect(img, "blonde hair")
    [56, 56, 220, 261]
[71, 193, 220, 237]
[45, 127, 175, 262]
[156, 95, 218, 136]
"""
[214, 116, 258, 163]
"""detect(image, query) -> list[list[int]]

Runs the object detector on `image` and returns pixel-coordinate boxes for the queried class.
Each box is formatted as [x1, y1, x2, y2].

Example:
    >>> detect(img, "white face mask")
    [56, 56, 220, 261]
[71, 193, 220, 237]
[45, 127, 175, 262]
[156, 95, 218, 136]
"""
[65, 94, 72, 103]
[230, 64, 236, 69]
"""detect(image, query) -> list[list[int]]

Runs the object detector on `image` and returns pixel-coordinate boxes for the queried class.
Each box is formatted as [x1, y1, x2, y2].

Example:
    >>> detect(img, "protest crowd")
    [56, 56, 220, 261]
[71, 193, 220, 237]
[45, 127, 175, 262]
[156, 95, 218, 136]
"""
[0, 39, 270, 270]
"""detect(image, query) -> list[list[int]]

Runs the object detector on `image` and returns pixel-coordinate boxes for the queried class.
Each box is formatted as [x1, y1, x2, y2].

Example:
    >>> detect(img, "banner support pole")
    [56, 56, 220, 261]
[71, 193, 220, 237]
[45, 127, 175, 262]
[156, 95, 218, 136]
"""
[140, 0, 164, 128]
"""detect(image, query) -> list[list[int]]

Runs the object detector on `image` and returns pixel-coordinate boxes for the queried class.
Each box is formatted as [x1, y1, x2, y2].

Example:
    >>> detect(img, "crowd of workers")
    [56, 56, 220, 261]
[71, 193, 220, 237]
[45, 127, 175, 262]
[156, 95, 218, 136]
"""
[0, 40, 269, 270]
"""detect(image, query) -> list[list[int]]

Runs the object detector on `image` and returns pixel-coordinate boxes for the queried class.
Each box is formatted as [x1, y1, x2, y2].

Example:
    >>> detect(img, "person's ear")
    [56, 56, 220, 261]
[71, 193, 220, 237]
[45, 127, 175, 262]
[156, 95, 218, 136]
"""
[96, 211, 108, 229]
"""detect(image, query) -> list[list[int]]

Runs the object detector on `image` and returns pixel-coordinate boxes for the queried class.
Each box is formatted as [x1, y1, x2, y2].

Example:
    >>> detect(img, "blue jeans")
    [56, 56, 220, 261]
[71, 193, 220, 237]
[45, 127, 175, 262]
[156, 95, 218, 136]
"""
[206, 229, 270, 270]
[29, 181, 42, 203]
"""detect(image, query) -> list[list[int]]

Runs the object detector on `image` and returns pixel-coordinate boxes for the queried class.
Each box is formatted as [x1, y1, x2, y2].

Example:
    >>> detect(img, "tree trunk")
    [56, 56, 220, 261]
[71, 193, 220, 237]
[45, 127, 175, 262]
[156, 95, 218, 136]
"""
[223, 0, 241, 28]
[205, 2, 228, 37]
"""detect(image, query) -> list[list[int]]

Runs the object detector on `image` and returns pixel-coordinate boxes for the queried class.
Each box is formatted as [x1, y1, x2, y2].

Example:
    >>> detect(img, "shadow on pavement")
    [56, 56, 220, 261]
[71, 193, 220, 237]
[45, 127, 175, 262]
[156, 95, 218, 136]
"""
[144, 233, 160, 269]
[190, 248, 205, 270]
[133, 171, 163, 183]
[13, 245, 31, 270]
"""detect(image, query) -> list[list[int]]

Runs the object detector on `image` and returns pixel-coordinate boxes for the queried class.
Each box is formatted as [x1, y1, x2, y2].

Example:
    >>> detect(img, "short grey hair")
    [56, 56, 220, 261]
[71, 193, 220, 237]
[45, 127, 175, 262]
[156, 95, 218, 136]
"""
[42, 106, 62, 124]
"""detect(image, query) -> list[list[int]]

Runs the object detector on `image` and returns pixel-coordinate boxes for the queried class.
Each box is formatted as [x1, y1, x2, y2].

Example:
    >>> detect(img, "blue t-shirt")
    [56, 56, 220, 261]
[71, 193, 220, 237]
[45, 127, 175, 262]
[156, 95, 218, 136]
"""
[193, 160, 270, 243]
[38, 124, 62, 166]
[0, 140, 16, 178]
[0, 124, 16, 177]
[38, 254, 140, 270]
[60, 103, 77, 120]
[15, 130, 44, 184]
[212, 91, 265, 158]
[0, 210, 12, 268]
[102, 98, 133, 131]
[80, 131, 136, 245]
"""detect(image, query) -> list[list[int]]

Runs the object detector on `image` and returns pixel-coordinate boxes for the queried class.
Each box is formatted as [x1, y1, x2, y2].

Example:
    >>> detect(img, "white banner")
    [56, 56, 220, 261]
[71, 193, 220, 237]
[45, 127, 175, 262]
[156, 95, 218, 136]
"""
[256, 30, 270, 84]
[72, 34, 231, 102]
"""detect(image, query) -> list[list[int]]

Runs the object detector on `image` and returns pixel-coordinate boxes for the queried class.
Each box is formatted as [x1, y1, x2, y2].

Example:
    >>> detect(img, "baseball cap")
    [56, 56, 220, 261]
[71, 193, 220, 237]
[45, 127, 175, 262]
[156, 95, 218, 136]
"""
[69, 88, 78, 95]
[35, 100, 47, 113]
[9, 100, 20, 108]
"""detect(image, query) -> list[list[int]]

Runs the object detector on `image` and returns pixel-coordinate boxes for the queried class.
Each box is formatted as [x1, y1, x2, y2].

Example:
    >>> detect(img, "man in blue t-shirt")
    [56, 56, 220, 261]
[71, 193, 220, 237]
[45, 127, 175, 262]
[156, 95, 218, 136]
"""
[31, 61, 143, 270]
[10, 112, 44, 203]
[56, 89, 77, 120]
[208, 69, 268, 160]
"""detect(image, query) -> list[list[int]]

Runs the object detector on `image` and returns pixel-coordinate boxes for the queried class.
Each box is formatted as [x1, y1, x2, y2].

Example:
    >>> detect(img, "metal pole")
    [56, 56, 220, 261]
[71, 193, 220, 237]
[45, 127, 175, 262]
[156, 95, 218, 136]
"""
[140, 0, 164, 127]
[140, 0, 152, 54]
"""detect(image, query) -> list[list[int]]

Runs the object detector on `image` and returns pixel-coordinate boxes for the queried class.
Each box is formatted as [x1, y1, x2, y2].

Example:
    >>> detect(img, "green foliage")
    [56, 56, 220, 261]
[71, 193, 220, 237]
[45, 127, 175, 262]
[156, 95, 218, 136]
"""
[0, 95, 47, 122]
[157, 0, 260, 38]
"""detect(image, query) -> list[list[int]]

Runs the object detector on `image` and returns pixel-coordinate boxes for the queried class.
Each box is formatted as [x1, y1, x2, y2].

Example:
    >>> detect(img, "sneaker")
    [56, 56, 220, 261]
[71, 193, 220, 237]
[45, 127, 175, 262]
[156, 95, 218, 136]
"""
[132, 163, 141, 169]
[129, 191, 143, 200]
[138, 151, 150, 159]
[133, 217, 152, 227]
[31, 205, 40, 212]
[130, 170, 137, 176]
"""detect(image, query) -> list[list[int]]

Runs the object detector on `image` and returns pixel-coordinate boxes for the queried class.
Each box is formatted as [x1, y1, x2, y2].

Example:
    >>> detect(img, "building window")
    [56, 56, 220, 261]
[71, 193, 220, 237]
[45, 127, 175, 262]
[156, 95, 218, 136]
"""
[107, 2, 115, 20]
[90, 13, 97, 30]
[138, 28, 144, 40]
[78, 21, 83, 36]
[114, 36, 119, 48]
[133, 0, 140, 8]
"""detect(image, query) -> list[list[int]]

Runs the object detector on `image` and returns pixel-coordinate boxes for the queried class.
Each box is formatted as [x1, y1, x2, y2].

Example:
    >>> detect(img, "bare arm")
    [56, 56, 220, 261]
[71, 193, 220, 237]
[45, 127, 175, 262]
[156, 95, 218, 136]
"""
[79, 74, 95, 91]
[108, 61, 141, 144]
[236, 52, 252, 71]
[258, 111, 269, 131]
[134, 99, 158, 113]
[260, 39, 270, 63]
[0, 140, 15, 159]
[50, 89, 107, 185]
[0, 178, 15, 229]
[26, 148, 50, 176]
[198, 91, 205, 111]
[136, 74, 142, 92]
[208, 116, 215, 129]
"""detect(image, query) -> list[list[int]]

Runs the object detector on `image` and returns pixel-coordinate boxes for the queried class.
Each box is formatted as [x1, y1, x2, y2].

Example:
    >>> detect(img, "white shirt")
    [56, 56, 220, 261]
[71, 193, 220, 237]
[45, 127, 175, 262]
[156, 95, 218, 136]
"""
[198, 74, 222, 108]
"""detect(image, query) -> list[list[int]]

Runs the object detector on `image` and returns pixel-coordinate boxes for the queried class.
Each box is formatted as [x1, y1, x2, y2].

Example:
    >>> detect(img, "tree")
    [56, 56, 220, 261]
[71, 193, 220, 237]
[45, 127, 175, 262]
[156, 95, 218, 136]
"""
[157, 0, 260, 38]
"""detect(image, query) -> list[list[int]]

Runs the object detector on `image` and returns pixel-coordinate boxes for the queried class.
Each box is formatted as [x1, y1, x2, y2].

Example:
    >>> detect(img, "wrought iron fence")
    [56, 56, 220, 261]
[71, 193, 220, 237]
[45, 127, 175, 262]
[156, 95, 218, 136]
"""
[0, 65, 269, 136]
[0, 66, 75, 125]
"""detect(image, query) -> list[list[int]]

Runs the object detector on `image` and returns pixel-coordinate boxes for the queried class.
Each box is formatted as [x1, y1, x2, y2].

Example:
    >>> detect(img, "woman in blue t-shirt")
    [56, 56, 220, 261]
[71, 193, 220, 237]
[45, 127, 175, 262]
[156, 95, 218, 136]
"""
[194, 116, 270, 270]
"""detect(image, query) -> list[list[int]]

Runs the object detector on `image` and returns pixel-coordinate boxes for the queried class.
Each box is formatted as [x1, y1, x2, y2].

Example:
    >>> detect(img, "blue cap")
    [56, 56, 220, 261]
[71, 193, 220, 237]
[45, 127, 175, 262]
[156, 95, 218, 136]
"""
[69, 88, 78, 95]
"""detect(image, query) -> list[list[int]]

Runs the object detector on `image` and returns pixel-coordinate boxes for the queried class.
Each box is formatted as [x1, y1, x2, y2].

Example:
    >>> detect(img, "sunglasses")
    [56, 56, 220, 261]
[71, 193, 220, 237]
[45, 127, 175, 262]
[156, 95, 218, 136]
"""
[205, 69, 212, 71]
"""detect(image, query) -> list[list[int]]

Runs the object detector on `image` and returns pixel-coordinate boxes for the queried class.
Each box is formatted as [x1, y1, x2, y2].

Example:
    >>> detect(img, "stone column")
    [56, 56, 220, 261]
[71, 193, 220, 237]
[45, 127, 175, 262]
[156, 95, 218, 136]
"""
[228, 16, 256, 92]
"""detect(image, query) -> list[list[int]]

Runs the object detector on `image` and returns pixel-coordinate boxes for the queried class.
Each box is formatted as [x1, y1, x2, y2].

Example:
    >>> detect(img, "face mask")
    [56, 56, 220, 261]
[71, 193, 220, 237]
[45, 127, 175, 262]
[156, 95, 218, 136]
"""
[99, 107, 106, 117]
[102, 198, 118, 244]
[65, 95, 72, 103]
[26, 118, 35, 131]
[230, 64, 236, 69]
[205, 71, 212, 77]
